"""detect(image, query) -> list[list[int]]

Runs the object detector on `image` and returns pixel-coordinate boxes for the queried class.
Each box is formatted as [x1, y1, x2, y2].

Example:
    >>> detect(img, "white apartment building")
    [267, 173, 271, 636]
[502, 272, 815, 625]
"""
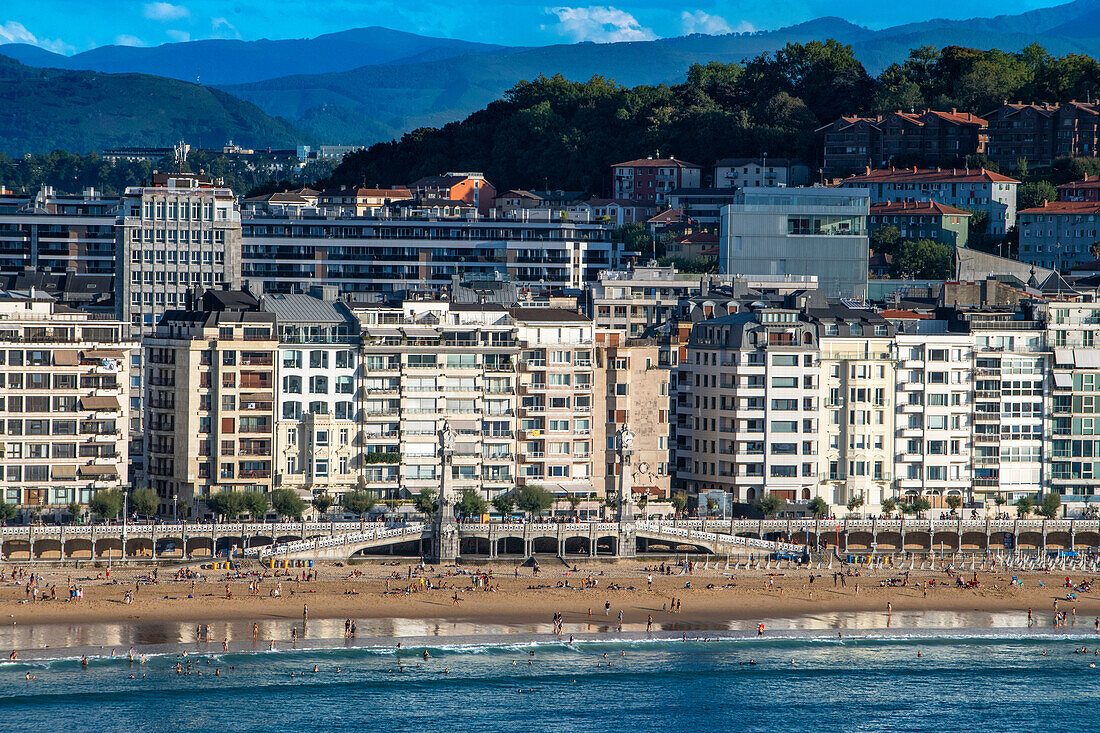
[837, 167, 1019, 235]
[265, 291, 361, 497]
[720, 187, 870, 299]
[891, 326, 974, 509]
[816, 307, 897, 511]
[678, 306, 820, 503]
[117, 173, 242, 336]
[0, 294, 135, 512]
[714, 158, 809, 189]
[0, 186, 117, 275]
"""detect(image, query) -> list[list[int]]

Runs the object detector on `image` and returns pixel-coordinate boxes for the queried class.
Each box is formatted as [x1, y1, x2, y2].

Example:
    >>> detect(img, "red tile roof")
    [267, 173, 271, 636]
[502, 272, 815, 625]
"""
[880, 309, 932, 319]
[840, 166, 1020, 185]
[647, 207, 684, 223]
[612, 158, 701, 169]
[1019, 201, 1100, 215]
[870, 201, 971, 216]
[1058, 175, 1100, 190]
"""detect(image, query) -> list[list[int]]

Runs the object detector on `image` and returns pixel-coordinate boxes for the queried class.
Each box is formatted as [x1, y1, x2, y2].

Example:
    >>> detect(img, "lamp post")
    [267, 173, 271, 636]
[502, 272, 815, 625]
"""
[173, 493, 178, 522]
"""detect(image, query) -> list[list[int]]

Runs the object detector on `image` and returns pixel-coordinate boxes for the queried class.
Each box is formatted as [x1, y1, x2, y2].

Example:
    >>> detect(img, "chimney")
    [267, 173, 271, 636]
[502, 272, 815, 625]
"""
[951, 107, 957, 115]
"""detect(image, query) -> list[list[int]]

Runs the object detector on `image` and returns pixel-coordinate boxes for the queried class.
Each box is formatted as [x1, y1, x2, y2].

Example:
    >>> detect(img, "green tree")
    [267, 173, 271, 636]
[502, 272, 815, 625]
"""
[67, 501, 83, 521]
[1018, 180, 1058, 210]
[870, 224, 902, 253]
[207, 491, 246, 520]
[670, 491, 688, 517]
[515, 485, 554, 517]
[413, 490, 438, 515]
[0, 501, 16, 522]
[566, 493, 582, 518]
[457, 489, 488, 518]
[1037, 492, 1061, 519]
[312, 493, 335, 516]
[945, 494, 963, 513]
[341, 490, 377, 518]
[757, 493, 784, 517]
[244, 491, 271, 519]
[881, 498, 897, 517]
[890, 239, 953, 279]
[89, 489, 123, 521]
[270, 488, 306, 519]
[911, 497, 932, 518]
[846, 493, 865, 514]
[808, 496, 828, 517]
[994, 495, 1007, 508]
[492, 495, 514, 517]
[130, 488, 159, 517]
[613, 223, 655, 259]
[1015, 495, 1035, 518]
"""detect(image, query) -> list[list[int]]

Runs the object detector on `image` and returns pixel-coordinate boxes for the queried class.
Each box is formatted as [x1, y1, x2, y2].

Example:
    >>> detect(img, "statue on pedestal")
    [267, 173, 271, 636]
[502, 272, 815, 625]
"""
[616, 425, 637, 523]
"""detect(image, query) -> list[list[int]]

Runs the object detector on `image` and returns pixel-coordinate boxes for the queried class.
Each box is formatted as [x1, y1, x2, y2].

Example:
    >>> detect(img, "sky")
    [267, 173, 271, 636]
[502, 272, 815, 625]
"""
[0, 0, 1069, 54]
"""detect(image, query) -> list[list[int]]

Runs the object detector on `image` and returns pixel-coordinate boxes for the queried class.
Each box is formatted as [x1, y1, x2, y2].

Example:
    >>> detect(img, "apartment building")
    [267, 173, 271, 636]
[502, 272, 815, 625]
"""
[144, 290, 276, 515]
[265, 291, 361, 498]
[816, 306, 897, 512]
[0, 186, 117, 275]
[593, 335, 675, 501]
[611, 158, 702, 206]
[984, 102, 1100, 170]
[513, 309, 596, 499]
[818, 110, 989, 173]
[868, 201, 971, 248]
[713, 158, 810, 189]
[408, 172, 496, 215]
[677, 305, 820, 503]
[240, 210, 625, 297]
[1058, 175, 1100, 203]
[1017, 201, 1100, 270]
[837, 167, 1019, 235]
[0, 294, 134, 511]
[720, 187, 870, 299]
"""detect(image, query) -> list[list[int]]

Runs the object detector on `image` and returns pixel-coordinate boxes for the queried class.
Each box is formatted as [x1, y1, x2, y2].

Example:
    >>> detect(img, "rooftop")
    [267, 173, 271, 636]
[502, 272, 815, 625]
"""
[840, 167, 1020, 185]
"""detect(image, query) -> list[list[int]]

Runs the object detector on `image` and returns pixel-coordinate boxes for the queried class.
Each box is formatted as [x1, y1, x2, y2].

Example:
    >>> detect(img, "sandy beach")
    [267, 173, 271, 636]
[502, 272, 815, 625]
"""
[0, 558, 1096, 632]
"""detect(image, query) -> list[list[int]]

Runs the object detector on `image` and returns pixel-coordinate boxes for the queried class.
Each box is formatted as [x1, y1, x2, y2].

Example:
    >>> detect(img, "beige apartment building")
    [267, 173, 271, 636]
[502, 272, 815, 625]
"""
[145, 290, 276, 515]
[593, 333, 675, 502]
[0, 294, 135, 511]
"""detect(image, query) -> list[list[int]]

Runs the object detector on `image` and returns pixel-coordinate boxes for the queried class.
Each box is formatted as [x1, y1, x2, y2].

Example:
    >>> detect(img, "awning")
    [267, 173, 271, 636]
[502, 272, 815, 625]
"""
[1054, 372, 1073, 389]
[401, 327, 440, 338]
[53, 350, 79, 366]
[365, 327, 403, 337]
[51, 465, 77, 479]
[80, 396, 119, 411]
[449, 420, 480, 432]
[1054, 348, 1074, 366]
[79, 464, 118, 477]
[240, 393, 272, 402]
[1075, 349, 1100, 368]
[82, 349, 126, 359]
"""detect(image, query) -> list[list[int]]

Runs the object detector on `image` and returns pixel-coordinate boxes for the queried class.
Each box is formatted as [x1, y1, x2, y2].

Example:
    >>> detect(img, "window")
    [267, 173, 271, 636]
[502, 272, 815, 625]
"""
[309, 376, 329, 393]
[309, 351, 329, 369]
[314, 459, 329, 477]
[283, 375, 302, 394]
[771, 377, 798, 388]
[315, 430, 329, 446]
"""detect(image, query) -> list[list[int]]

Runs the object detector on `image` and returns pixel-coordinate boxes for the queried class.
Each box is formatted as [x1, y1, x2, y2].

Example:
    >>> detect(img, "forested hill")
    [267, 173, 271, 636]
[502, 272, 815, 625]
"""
[326, 41, 1100, 194]
[0, 54, 303, 154]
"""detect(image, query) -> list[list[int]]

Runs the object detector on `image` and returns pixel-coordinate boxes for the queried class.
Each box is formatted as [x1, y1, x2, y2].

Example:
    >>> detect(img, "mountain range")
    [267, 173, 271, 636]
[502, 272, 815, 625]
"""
[3, 0, 1100, 152]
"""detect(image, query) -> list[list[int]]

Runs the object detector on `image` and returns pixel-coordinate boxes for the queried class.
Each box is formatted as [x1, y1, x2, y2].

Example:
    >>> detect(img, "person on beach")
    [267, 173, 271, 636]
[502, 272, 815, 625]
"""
[647, 615, 653, 632]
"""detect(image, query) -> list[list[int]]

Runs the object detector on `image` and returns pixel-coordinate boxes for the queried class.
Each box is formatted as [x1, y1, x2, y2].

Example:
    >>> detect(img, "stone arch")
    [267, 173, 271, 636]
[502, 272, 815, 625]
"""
[2, 540, 29, 559]
[847, 531, 874, 550]
[960, 532, 988, 550]
[903, 533, 931, 550]
[1076, 531, 1100, 549]
[125, 538, 154, 557]
[459, 536, 490, 555]
[876, 531, 903, 551]
[94, 537, 123, 558]
[33, 538, 62, 559]
[746, 488, 757, 502]
[931, 531, 959, 550]
[596, 535, 618, 556]
[497, 536, 525, 555]
[1017, 531, 1044, 550]
[1046, 531, 1072, 550]
[276, 535, 302, 544]
[531, 536, 558, 554]
[64, 538, 94, 559]
[185, 536, 214, 557]
[563, 536, 590, 555]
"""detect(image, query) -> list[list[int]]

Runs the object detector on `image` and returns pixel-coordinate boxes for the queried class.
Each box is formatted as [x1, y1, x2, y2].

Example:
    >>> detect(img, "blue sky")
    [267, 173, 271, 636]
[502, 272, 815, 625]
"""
[0, 0, 1066, 53]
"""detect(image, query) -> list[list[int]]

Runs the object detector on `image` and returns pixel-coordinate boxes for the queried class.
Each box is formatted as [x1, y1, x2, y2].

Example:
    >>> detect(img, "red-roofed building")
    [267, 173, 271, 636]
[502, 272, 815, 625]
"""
[869, 200, 971, 248]
[584, 198, 657, 226]
[1058, 175, 1100, 202]
[817, 109, 988, 173]
[837, 166, 1019, 235]
[984, 102, 1100, 170]
[611, 157, 702, 205]
[408, 172, 496, 215]
[664, 231, 718, 261]
[1018, 200, 1100, 270]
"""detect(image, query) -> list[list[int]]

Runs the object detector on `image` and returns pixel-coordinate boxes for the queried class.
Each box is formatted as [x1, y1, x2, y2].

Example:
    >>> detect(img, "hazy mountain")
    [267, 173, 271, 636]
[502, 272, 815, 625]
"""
[0, 27, 507, 85]
[0, 54, 303, 154]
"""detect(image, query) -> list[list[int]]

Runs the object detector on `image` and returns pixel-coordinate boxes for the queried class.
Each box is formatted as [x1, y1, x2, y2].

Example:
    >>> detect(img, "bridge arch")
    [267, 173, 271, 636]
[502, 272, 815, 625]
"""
[64, 538, 94, 559]
[596, 535, 618, 556]
[960, 531, 988, 550]
[931, 531, 959, 550]
[460, 536, 490, 555]
[496, 536, 524, 555]
[33, 538, 62, 559]
[531, 536, 558, 554]
[1046, 531, 1072, 549]
[1017, 531, 1043, 549]
[563, 536, 590, 556]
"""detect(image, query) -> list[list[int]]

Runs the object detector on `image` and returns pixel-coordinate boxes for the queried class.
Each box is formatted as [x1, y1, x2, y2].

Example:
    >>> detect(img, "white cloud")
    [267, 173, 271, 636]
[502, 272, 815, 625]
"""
[548, 6, 656, 43]
[114, 34, 145, 47]
[143, 2, 191, 21]
[680, 11, 754, 35]
[211, 17, 241, 39]
[0, 20, 75, 54]
[166, 29, 191, 42]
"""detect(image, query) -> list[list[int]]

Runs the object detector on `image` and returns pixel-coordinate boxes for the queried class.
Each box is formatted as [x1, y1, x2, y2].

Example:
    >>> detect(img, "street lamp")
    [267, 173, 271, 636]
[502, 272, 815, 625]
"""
[173, 493, 178, 522]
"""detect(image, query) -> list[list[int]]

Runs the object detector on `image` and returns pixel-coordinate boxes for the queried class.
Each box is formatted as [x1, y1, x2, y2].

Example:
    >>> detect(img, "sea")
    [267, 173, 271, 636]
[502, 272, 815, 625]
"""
[1, 612, 1098, 732]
